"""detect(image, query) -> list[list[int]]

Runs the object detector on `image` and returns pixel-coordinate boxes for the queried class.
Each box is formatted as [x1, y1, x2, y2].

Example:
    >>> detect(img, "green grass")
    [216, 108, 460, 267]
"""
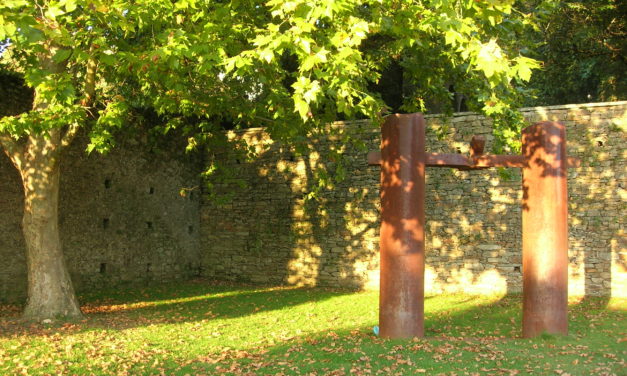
[0, 280, 625, 375]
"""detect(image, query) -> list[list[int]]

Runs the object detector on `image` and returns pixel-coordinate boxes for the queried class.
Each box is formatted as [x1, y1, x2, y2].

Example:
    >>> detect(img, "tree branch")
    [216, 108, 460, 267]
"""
[0, 132, 25, 171]
[60, 51, 97, 152]
[60, 122, 80, 149]
[80, 54, 97, 108]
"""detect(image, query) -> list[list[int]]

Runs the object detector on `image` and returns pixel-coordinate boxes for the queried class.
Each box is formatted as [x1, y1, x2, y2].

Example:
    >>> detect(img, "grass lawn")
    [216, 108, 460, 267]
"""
[0, 280, 625, 375]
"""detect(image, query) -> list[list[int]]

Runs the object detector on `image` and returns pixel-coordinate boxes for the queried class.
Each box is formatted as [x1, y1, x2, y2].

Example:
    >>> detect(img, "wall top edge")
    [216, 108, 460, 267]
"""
[518, 100, 627, 112]
[227, 101, 627, 136]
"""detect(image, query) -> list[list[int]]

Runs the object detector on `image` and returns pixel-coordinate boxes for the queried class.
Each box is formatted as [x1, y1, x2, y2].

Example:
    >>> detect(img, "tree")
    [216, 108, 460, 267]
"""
[1, 0, 538, 320]
[523, 0, 626, 105]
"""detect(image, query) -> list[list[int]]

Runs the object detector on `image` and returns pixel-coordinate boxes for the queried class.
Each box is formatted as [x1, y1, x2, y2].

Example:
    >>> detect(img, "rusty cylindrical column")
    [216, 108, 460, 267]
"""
[379, 113, 426, 338]
[522, 121, 569, 338]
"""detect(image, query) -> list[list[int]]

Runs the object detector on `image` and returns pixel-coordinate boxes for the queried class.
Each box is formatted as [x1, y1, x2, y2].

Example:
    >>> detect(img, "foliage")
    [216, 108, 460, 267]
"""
[1, 0, 541, 154]
[523, 0, 626, 105]
[1, 281, 625, 375]
[228, 0, 540, 151]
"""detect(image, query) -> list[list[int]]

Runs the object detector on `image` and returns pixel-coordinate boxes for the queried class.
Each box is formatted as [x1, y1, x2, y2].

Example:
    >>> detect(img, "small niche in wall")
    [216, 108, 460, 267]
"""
[103, 218, 110, 229]
[100, 263, 107, 274]
[146, 221, 153, 230]
[188, 225, 194, 234]
[104, 179, 111, 189]
[456, 147, 462, 154]
[149, 187, 155, 194]
[514, 266, 521, 273]
[236, 158, 241, 164]
[597, 140, 604, 147]
[189, 191, 194, 200]
[146, 263, 152, 272]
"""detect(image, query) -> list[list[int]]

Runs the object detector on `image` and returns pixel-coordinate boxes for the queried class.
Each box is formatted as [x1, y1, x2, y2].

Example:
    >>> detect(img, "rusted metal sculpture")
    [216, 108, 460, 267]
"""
[378, 114, 426, 339]
[368, 113, 576, 339]
[522, 122, 569, 338]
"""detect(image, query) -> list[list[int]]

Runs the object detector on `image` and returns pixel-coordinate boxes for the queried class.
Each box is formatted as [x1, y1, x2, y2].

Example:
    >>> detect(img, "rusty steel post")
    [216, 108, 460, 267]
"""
[379, 113, 426, 338]
[522, 121, 569, 338]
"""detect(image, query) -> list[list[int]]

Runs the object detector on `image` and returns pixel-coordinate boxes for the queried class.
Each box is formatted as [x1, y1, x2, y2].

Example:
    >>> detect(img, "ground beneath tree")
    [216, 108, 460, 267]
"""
[0, 280, 625, 375]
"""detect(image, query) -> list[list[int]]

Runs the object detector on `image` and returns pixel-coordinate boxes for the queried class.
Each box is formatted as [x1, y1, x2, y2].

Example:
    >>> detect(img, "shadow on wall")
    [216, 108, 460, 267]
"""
[1, 104, 622, 303]
[201, 123, 380, 289]
[200, 119, 521, 294]
[0, 132, 203, 304]
[421, 105, 626, 298]
[201, 103, 627, 297]
[0, 151, 27, 302]
[522, 104, 627, 298]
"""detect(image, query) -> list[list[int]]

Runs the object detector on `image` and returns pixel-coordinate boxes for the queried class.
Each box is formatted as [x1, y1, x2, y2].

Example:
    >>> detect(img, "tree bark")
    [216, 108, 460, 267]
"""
[0, 48, 86, 320]
[6, 131, 82, 320]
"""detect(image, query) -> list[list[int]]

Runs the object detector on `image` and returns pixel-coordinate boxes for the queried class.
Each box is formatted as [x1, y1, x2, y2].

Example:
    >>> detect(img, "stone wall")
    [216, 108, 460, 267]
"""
[0, 135, 201, 302]
[1, 102, 625, 302]
[200, 102, 627, 297]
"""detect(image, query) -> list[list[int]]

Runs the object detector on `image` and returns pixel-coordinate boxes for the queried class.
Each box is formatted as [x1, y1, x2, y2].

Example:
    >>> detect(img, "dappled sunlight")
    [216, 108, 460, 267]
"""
[425, 267, 508, 296]
[1, 282, 624, 375]
[81, 287, 281, 314]
[472, 270, 508, 295]
[199, 103, 626, 300]
[568, 250, 586, 297]
[611, 236, 627, 298]
[0, 283, 352, 340]
[286, 244, 321, 286]
[606, 296, 627, 310]
[488, 186, 520, 204]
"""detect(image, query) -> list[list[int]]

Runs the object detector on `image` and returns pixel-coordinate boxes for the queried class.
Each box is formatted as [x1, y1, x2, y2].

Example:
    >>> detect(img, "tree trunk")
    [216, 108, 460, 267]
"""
[0, 51, 86, 320]
[18, 132, 82, 320]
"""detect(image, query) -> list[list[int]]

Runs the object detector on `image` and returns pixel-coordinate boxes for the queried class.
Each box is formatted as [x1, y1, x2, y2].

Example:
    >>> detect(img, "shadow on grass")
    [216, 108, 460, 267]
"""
[174, 295, 624, 376]
[165, 295, 524, 375]
[0, 279, 354, 338]
[1, 281, 623, 376]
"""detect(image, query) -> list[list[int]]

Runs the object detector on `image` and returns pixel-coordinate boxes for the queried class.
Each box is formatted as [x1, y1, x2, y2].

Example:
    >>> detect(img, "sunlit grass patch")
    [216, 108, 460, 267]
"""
[0, 280, 624, 375]
[607, 297, 627, 311]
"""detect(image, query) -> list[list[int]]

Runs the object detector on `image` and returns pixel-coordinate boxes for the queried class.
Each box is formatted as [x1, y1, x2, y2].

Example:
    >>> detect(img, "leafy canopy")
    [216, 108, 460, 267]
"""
[1, 0, 539, 155]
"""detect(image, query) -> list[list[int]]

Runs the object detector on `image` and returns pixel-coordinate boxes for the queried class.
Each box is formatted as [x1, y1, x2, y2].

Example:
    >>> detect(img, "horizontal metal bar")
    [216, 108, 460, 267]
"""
[426, 153, 473, 168]
[368, 151, 580, 169]
[472, 155, 526, 168]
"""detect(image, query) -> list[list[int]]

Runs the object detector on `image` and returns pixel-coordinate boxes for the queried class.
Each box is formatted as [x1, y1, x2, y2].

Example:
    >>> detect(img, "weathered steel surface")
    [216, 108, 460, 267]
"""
[470, 136, 486, 157]
[471, 155, 527, 168]
[426, 153, 473, 168]
[367, 151, 382, 165]
[371, 116, 574, 339]
[427, 153, 527, 168]
[368, 134, 578, 169]
[379, 113, 426, 338]
[368, 151, 526, 168]
[522, 121, 569, 338]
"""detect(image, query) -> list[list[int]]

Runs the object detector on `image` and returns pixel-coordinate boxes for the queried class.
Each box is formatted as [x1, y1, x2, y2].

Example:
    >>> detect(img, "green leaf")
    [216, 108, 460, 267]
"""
[45, 6, 65, 19]
[259, 49, 274, 63]
[513, 56, 539, 82]
[3, 0, 28, 9]
[52, 49, 72, 63]
[444, 30, 459, 46]
[63, 0, 77, 12]
[294, 98, 310, 121]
